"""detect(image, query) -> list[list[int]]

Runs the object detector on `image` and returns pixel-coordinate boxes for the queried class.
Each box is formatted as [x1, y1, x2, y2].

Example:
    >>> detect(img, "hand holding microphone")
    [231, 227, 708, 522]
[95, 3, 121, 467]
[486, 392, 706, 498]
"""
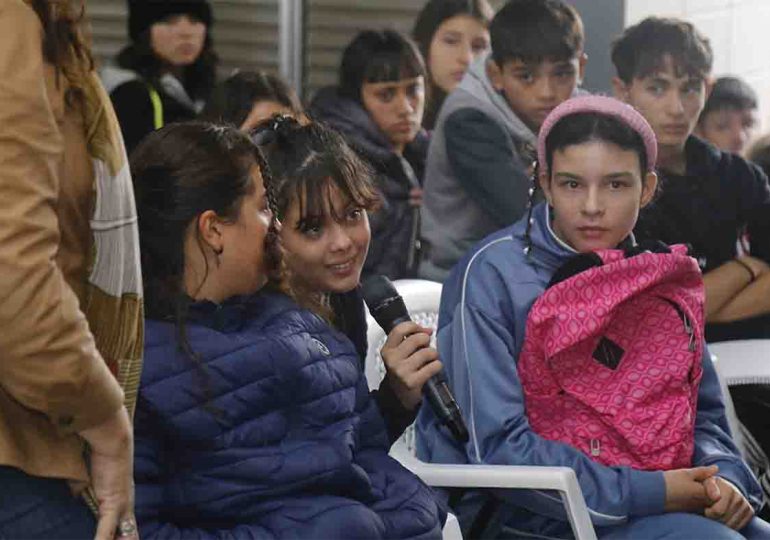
[362, 275, 470, 444]
[379, 320, 442, 410]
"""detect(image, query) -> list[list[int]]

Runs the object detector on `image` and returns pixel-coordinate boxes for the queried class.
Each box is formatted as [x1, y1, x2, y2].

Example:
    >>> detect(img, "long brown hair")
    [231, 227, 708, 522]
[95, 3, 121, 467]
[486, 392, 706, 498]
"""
[29, 0, 93, 95]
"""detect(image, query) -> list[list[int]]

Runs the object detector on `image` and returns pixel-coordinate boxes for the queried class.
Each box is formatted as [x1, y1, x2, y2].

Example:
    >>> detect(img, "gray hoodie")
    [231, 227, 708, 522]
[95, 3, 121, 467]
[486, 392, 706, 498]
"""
[418, 53, 538, 282]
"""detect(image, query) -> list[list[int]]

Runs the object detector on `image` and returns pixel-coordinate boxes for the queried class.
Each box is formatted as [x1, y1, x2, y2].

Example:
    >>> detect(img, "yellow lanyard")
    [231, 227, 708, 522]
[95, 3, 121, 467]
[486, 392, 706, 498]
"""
[146, 84, 164, 130]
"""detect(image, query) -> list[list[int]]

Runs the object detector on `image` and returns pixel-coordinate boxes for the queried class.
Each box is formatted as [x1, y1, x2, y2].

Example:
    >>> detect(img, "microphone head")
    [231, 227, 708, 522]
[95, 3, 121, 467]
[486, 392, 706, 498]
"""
[361, 275, 410, 334]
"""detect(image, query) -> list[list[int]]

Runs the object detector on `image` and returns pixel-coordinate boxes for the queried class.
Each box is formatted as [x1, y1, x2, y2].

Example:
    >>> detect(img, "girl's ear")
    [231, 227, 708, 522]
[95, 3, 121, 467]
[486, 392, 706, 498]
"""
[612, 77, 631, 103]
[197, 210, 225, 254]
[538, 169, 553, 205]
[577, 53, 588, 86]
[486, 58, 504, 92]
[640, 171, 658, 208]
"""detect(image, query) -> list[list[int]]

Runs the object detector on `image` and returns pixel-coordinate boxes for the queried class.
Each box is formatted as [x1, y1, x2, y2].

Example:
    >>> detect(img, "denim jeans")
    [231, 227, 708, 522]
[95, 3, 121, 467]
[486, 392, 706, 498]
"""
[0, 466, 96, 539]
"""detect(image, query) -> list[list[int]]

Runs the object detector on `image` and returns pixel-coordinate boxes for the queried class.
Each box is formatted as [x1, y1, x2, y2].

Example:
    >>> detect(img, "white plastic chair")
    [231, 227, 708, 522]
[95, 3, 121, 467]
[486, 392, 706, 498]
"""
[708, 340, 770, 387]
[365, 279, 597, 540]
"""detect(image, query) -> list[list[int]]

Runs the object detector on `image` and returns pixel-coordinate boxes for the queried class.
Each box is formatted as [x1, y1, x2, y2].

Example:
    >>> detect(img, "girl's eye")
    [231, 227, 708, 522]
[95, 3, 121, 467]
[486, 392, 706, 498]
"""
[442, 35, 461, 46]
[347, 208, 364, 221]
[610, 181, 624, 189]
[471, 39, 489, 54]
[647, 84, 665, 96]
[517, 72, 534, 84]
[407, 84, 424, 98]
[376, 89, 395, 102]
[298, 221, 323, 237]
[683, 83, 702, 95]
[555, 69, 575, 80]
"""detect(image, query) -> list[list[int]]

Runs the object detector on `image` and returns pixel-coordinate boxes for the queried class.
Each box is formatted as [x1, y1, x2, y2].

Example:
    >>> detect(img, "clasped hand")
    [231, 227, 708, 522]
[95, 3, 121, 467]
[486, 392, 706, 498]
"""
[664, 465, 754, 530]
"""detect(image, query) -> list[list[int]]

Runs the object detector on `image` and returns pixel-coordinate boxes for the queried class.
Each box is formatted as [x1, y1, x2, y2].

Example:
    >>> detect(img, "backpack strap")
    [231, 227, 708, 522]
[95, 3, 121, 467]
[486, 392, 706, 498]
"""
[546, 252, 603, 289]
[146, 83, 164, 130]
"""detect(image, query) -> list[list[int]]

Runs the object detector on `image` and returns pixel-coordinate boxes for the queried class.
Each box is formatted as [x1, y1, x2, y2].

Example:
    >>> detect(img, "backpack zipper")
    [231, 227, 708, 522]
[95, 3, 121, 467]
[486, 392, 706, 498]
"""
[590, 438, 601, 457]
[662, 298, 696, 352]
[682, 312, 696, 352]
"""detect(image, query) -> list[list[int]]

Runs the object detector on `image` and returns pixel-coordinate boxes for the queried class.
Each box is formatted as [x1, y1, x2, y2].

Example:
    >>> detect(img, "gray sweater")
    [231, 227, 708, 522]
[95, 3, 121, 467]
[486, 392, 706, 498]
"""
[419, 53, 537, 282]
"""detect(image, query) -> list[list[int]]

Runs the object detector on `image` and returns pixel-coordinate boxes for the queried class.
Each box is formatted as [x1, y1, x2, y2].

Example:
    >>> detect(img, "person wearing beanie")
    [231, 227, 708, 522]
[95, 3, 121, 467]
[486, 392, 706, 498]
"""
[101, 0, 218, 154]
[415, 95, 770, 539]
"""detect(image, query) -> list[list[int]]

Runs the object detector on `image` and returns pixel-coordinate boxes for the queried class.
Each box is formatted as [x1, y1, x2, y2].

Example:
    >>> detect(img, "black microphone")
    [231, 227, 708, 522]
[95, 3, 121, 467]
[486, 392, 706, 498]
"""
[361, 275, 469, 444]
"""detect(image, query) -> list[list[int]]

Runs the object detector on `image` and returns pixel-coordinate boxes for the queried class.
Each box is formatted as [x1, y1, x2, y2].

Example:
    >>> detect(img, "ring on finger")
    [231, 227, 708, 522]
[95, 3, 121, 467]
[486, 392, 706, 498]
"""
[116, 517, 137, 537]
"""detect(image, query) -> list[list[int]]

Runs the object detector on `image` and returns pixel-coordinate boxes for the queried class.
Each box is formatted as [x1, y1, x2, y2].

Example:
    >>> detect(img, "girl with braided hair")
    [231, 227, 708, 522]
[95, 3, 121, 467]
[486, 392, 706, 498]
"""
[131, 122, 445, 539]
[415, 95, 769, 539]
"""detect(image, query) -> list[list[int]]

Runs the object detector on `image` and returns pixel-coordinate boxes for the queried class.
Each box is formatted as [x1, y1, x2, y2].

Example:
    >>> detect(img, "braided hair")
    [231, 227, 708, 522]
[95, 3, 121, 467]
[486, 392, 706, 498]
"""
[251, 115, 381, 318]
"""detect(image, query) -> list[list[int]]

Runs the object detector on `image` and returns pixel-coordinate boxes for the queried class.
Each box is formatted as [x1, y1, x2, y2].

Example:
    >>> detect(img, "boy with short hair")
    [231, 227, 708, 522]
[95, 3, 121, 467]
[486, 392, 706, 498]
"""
[612, 17, 770, 512]
[696, 76, 759, 156]
[419, 0, 586, 281]
[611, 16, 770, 342]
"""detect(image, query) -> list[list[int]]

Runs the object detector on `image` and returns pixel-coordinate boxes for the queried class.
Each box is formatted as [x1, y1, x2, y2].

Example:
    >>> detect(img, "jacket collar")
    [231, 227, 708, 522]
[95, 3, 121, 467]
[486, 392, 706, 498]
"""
[513, 203, 636, 274]
[184, 289, 295, 333]
[310, 86, 429, 163]
[657, 135, 724, 204]
[683, 135, 721, 178]
[457, 53, 537, 146]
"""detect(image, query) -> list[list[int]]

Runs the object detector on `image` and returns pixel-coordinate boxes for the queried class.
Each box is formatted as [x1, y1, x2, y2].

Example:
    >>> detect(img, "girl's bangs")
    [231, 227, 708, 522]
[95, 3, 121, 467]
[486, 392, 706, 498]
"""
[291, 154, 380, 228]
[362, 50, 424, 84]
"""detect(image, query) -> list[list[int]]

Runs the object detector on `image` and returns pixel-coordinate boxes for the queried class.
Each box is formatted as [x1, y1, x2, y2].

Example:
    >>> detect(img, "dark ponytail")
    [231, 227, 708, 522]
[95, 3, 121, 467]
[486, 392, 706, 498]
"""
[132, 122, 279, 320]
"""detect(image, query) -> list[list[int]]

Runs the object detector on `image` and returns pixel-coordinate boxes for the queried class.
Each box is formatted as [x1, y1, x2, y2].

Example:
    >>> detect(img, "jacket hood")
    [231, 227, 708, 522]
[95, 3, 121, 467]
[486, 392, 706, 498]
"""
[513, 202, 637, 276]
[309, 86, 429, 163]
[100, 64, 201, 113]
[152, 289, 298, 334]
[457, 53, 538, 147]
[100, 65, 139, 94]
[511, 202, 576, 275]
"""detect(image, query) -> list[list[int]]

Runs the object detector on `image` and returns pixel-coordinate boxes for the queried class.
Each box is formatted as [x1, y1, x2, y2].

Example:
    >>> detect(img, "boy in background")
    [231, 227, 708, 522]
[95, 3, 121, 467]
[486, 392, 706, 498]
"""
[419, 0, 586, 281]
[612, 17, 770, 514]
[696, 76, 758, 156]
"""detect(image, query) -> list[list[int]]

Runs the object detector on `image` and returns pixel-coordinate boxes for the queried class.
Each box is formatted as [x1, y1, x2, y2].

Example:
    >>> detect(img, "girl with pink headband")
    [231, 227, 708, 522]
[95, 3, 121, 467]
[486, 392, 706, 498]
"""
[415, 95, 768, 538]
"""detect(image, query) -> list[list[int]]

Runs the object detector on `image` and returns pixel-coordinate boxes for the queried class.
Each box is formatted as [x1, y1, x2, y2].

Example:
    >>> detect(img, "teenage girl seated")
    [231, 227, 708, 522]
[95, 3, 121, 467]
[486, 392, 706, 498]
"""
[131, 122, 445, 538]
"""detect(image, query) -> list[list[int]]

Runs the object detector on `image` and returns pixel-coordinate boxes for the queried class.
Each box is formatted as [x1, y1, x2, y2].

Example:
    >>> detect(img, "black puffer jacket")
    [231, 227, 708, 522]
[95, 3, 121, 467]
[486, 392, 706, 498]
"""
[634, 135, 770, 341]
[102, 66, 201, 155]
[310, 87, 428, 280]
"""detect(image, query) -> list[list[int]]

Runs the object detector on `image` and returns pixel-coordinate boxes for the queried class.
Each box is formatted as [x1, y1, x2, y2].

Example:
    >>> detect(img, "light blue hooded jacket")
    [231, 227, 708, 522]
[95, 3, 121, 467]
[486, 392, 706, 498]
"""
[415, 203, 761, 537]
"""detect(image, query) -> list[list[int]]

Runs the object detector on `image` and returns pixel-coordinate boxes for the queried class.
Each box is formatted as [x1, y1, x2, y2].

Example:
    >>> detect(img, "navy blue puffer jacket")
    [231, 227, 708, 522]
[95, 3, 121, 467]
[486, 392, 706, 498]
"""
[134, 290, 444, 539]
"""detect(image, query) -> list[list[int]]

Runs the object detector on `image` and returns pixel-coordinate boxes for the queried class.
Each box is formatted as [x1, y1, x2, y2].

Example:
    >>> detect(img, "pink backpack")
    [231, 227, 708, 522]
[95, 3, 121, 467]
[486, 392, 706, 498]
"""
[518, 245, 705, 470]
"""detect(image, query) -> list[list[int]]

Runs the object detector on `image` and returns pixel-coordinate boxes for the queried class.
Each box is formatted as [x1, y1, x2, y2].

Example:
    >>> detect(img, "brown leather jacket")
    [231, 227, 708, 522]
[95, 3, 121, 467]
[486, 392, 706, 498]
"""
[0, 0, 139, 483]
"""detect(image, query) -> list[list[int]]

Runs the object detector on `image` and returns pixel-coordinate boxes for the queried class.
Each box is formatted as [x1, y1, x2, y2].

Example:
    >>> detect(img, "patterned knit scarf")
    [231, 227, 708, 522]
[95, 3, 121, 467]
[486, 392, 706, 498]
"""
[63, 67, 144, 512]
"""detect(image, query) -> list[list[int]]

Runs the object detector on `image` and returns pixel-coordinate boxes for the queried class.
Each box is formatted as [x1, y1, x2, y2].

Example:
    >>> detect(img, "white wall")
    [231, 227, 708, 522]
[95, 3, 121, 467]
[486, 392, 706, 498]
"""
[625, 0, 770, 133]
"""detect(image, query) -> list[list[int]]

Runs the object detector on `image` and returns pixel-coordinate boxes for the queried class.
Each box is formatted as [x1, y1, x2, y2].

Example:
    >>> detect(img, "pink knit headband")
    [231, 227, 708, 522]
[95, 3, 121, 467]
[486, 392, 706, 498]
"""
[536, 95, 657, 173]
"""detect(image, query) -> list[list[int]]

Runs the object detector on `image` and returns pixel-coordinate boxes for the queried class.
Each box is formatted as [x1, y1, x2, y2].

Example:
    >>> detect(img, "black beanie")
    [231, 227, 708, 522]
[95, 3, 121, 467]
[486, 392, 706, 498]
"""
[128, 0, 213, 42]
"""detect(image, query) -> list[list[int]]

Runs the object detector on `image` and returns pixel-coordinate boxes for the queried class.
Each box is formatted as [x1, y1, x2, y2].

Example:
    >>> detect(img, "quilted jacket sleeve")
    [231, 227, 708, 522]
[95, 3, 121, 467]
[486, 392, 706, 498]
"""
[134, 399, 273, 539]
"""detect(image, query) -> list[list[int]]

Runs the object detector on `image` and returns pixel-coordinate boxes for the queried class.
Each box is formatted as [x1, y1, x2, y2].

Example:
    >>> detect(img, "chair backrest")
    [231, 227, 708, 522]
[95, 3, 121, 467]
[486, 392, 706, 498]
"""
[708, 340, 770, 472]
[365, 279, 443, 455]
[708, 340, 770, 385]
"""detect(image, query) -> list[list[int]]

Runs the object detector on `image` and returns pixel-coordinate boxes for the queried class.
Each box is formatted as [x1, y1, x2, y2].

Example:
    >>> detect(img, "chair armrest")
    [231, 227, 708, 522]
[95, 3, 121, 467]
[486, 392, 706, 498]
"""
[394, 452, 597, 540]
